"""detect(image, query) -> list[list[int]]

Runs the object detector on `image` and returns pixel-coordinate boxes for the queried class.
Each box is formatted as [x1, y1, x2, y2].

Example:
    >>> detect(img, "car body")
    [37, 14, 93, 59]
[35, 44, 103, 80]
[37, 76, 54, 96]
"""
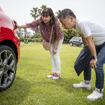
[0, 7, 20, 91]
[69, 37, 83, 47]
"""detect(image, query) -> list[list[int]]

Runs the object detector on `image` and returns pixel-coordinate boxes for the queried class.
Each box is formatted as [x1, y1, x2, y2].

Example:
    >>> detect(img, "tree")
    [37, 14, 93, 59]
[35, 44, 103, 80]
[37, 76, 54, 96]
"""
[38, 5, 46, 16]
[61, 26, 78, 43]
[17, 28, 24, 37]
[24, 28, 28, 44]
[38, 5, 46, 42]
[30, 7, 39, 20]
[30, 5, 46, 20]
[30, 5, 47, 42]
[27, 32, 32, 38]
[30, 7, 39, 42]
[55, 10, 61, 16]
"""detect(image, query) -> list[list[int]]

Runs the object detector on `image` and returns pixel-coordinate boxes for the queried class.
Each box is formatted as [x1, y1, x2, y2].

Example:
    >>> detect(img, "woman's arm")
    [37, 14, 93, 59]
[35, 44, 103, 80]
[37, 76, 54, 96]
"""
[54, 40, 59, 50]
[52, 40, 59, 54]
[15, 21, 28, 29]
[16, 18, 40, 30]
[18, 24, 27, 28]
[52, 20, 63, 54]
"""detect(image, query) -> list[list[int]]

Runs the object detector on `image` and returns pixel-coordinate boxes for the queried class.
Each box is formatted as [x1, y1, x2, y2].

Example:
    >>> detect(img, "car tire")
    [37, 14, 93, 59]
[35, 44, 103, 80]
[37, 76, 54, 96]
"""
[0, 45, 17, 92]
[70, 43, 73, 46]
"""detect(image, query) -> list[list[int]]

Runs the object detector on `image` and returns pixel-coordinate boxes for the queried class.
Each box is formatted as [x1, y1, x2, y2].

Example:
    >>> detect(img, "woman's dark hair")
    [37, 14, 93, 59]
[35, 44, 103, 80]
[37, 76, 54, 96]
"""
[41, 8, 56, 26]
[57, 9, 76, 19]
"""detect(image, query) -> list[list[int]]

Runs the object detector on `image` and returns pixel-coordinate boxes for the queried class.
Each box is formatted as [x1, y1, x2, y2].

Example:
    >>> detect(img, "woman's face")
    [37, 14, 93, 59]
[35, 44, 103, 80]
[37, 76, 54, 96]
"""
[42, 15, 51, 25]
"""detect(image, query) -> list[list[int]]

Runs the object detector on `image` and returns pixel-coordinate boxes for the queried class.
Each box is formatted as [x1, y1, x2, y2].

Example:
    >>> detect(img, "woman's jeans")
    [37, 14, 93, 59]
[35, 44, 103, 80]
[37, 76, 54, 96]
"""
[50, 39, 63, 75]
[84, 42, 105, 91]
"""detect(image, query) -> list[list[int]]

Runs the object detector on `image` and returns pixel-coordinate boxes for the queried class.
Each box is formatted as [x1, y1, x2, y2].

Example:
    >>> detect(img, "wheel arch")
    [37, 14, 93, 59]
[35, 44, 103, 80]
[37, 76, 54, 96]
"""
[0, 39, 18, 62]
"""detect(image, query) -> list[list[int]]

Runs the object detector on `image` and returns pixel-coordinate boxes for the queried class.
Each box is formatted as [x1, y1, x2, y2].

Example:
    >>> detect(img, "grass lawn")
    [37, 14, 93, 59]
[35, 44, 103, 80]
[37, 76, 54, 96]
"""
[0, 43, 105, 105]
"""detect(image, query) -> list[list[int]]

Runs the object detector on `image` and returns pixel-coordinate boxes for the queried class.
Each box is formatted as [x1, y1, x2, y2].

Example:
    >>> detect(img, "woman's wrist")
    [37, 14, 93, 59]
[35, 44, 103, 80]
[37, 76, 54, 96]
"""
[17, 25, 19, 28]
[18, 25, 27, 28]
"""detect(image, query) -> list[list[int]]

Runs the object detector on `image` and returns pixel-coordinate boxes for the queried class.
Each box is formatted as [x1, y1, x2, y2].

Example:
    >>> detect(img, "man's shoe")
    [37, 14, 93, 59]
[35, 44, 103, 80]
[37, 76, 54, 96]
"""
[47, 73, 55, 78]
[87, 90, 103, 101]
[73, 82, 91, 90]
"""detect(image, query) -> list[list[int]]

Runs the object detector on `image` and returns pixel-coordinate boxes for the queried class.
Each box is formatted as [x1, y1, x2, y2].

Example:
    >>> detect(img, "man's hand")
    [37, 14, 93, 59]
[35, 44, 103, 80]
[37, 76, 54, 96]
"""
[90, 59, 97, 69]
[52, 49, 57, 54]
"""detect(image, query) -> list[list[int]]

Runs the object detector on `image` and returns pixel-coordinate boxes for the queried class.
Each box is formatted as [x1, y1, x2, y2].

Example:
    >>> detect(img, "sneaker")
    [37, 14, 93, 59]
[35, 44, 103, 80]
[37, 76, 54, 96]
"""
[47, 73, 55, 78]
[87, 90, 103, 101]
[52, 74, 61, 80]
[73, 82, 91, 90]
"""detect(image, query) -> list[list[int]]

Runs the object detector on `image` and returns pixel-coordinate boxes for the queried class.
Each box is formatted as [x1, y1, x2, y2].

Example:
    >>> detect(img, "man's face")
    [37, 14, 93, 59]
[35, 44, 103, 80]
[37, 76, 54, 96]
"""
[59, 17, 74, 29]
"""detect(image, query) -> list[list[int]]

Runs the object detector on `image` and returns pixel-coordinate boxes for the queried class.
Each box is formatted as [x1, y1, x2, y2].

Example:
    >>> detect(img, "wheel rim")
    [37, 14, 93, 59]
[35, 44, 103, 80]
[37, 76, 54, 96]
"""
[0, 50, 16, 88]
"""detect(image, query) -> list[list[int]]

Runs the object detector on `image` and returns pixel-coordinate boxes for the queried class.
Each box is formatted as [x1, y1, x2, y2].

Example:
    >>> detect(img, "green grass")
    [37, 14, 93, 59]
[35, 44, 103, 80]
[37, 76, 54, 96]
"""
[0, 43, 105, 105]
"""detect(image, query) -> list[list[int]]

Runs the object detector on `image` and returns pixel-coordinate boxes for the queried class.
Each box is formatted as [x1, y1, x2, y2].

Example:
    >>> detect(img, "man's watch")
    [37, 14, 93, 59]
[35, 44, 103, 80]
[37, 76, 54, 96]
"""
[92, 56, 97, 59]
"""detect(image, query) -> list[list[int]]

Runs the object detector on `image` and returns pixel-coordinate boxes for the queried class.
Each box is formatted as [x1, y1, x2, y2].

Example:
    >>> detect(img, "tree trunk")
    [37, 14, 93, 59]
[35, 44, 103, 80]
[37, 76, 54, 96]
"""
[24, 28, 27, 44]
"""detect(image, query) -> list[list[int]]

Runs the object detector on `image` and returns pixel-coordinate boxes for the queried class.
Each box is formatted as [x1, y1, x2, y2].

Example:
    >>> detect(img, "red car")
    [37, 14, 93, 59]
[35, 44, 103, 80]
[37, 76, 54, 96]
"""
[0, 7, 20, 91]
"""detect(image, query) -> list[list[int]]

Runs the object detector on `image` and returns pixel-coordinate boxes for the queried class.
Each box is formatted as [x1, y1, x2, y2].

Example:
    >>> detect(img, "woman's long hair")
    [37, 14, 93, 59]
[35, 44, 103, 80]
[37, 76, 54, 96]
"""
[41, 8, 56, 26]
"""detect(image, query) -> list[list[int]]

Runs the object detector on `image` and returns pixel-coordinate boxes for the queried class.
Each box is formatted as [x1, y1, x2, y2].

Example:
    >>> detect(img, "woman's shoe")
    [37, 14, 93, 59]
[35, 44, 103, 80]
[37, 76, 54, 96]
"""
[52, 74, 61, 79]
[47, 73, 55, 78]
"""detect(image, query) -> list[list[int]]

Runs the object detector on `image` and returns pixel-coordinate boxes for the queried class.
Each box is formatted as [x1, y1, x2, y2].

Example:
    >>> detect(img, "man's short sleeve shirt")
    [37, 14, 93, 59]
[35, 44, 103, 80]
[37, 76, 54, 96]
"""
[76, 19, 105, 45]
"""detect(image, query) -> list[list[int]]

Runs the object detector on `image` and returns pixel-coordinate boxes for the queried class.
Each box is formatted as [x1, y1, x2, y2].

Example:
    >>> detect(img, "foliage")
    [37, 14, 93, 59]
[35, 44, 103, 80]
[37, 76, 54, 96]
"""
[33, 32, 40, 38]
[17, 28, 24, 37]
[30, 5, 46, 42]
[55, 10, 61, 17]
[19, 37, 24, 42]
[61, 26, 78, 43]
[30, 5, 46, 20]
[38, 5, 47, 16]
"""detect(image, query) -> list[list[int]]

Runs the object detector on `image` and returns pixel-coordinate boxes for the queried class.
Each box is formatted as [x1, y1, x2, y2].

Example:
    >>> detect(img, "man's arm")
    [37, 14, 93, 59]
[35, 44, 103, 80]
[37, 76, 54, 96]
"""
[86, 36, 97, 69]
[81, 37, 88, 47]
[79, 34, 88, 47]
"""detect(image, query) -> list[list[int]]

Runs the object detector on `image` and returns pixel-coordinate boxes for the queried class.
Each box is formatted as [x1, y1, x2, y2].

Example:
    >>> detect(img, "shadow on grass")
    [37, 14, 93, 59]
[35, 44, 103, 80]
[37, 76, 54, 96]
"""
[0, 77, 32, 105]
[54, 77, 93, 93]
[54, 78, 105, 104]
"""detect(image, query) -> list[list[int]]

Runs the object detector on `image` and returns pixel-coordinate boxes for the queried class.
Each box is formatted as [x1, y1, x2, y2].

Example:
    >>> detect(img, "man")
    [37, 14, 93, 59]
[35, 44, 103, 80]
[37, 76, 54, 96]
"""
[58, 9, 105, 101]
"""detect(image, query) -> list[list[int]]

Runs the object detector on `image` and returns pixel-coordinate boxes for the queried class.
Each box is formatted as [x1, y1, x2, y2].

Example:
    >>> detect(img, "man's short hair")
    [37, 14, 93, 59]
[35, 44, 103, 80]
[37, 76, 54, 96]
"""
[57, 9, 76, 19]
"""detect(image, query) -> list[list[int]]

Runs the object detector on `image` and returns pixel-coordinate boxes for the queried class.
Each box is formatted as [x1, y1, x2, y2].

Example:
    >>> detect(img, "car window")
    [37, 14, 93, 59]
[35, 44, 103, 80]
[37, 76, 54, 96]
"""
[77, 37, 81, 40]
[73, 37, 77, 40]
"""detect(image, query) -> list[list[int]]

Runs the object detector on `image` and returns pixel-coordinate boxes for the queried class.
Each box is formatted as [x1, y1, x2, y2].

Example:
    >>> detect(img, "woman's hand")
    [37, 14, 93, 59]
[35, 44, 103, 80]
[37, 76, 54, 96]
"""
[52, 49, 57, 54]
[13, 20, 19, 29]
[13, 21, 27, 29]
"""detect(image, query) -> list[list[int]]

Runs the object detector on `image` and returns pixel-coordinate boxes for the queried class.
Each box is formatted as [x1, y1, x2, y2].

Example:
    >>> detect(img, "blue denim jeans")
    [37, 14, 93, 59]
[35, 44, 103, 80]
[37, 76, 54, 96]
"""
[84, 42, 105, 91]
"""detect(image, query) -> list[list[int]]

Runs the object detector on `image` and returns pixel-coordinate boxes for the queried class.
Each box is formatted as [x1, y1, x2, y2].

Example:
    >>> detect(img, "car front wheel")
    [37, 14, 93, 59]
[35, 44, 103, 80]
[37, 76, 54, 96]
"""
[0, 45, 17, 92]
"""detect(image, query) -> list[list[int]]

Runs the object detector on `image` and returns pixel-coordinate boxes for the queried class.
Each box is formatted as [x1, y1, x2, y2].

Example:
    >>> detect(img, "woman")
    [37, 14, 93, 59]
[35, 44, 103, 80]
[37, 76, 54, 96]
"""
[17, 8, 64, 79]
